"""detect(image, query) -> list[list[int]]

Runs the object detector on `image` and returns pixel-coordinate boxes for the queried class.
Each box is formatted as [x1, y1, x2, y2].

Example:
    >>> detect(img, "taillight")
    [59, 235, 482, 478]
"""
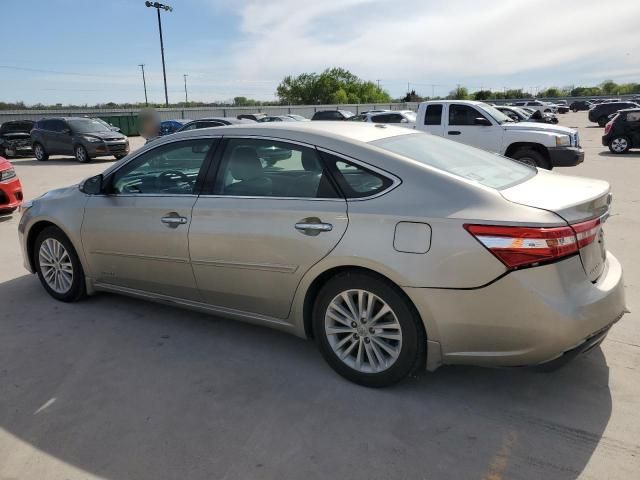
[604, 122, 613, 135]
[465, 219, 601, 269]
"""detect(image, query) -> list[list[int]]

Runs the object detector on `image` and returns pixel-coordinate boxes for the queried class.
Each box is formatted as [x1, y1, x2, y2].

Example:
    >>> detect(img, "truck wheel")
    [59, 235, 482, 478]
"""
[609, 136, 630, 154]
[511, 148, 551, 169]
[33, 143, 49, 161]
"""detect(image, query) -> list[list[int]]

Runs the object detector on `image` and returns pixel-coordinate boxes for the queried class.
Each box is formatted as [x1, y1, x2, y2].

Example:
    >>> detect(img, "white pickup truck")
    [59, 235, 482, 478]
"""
[415, 100, 584, 169]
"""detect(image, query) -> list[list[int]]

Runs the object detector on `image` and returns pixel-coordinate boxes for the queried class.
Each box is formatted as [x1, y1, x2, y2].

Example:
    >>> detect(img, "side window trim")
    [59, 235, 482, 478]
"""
[317, 147, 401, 201]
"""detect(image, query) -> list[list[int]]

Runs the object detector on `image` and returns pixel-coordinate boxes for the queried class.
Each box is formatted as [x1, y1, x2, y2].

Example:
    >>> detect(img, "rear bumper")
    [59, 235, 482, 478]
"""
[404, 252, 626, 370]
[548, 146, 584, 167]
[0, 176, 23, 212]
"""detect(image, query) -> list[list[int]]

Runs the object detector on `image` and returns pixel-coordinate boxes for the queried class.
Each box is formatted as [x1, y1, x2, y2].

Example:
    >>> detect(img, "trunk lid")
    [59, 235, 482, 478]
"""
[500, 170, 611, 282]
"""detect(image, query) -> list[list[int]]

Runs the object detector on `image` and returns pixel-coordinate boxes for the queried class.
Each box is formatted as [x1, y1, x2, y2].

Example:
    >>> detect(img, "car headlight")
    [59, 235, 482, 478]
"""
[555, 135, 571, 147]
[0, 167, 16, 181]
[82, 136, 102, 143]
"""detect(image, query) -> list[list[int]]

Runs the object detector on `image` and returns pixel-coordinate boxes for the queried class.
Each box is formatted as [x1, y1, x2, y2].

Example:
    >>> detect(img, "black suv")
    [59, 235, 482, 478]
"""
[311, 110, 355, 121]
[31, 117, 129, 162]
[588, 101, 639, 127]
[602, 108, 640, 154]
[0, 120, 35, 157]
[569, 100, 592, 112]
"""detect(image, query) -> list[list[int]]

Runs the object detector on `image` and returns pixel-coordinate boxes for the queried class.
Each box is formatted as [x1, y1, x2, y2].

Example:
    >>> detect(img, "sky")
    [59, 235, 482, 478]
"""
[1, 0, 639, 105]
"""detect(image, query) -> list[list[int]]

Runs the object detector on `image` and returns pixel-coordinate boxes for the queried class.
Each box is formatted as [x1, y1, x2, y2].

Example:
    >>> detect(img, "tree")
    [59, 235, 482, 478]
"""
[473, 90, 492, 101]
[448, 86, 469, 100]
[600, 80, 618, 95]
[276, 67, 391, 105]
[539, 87, 561, 98]
[402, 89, 423, 102]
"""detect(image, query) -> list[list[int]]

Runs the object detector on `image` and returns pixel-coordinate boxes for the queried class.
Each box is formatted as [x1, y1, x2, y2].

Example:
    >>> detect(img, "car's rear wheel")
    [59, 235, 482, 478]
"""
[609, 136, 630, 154]
[74, 144, 90, 163]
[511, 147, 551, 169]
[313, 271, 425, 387]
[33, 142, 49, 161]
[34, 226, 86, 302]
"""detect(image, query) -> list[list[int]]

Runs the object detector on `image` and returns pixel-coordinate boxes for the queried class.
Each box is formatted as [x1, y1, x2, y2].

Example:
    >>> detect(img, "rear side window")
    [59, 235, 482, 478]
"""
[320, 151, 393, 198]
[424, 105, 443, 125]
[627, 111, 640, 122]
[371, 113, 402, 123]
[371, 132, 534, 189]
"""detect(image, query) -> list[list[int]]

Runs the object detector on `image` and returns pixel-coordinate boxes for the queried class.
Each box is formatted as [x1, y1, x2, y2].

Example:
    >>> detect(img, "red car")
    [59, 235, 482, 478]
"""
[0, 156, 23, 214]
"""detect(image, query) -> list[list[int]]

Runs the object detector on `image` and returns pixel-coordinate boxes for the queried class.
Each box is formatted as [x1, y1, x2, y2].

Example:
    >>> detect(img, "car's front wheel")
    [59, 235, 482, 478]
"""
[33, 142, 49, 161]
[313, 271, 425, 387]
[511, 147, 551, 169]
[114, 154, 126, 160]
[74, 145, 90, 163]
[34, 226, 86, 302]
[609, 136, 630, 154]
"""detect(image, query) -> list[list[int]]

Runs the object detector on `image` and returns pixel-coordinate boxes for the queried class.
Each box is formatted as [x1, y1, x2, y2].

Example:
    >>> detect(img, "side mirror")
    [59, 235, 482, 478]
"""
[62, 128, 72, 135]
[110, 125, 121, 132]
[474, 117, 491, 126]
[79, 174, 103, 195]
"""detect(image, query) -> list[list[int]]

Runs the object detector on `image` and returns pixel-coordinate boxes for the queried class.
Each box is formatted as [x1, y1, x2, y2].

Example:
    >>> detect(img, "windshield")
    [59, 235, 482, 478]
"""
[371, 132, 535, 189]
[67, 118, 113, 134]
[477, 103, 514, 124]
[403, 111, 417, 122]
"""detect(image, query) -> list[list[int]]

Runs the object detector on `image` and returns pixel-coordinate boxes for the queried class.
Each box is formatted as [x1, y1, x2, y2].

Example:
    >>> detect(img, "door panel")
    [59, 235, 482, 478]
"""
[189, 197, 347, 319]
[82, 196, 200, 299]
[447, 104, 503, 152]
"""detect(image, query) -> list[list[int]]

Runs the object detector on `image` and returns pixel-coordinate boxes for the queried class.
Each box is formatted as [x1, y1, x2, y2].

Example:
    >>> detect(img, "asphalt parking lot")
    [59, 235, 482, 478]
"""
[0, 114, 638, 480]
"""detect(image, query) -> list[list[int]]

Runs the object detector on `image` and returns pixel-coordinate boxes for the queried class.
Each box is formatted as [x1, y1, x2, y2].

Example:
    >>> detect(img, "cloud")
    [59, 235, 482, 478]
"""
[228, 0, 640, 96]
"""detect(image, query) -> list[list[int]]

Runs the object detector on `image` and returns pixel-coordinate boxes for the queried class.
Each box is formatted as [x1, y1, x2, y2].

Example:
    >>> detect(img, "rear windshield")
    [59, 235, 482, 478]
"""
[370, 132, 535, 189]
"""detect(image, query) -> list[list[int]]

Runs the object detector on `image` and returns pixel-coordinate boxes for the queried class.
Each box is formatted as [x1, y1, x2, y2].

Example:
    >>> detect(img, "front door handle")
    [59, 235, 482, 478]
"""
[295, 219, 333, 236]
[448, 130, 461, 135]
[161, 213, 188, 228]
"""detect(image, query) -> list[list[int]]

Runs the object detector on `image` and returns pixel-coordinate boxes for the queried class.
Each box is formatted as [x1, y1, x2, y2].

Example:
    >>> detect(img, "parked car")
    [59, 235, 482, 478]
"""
[311, 110, 355, 121]
[237, 113, 267, 122]
[602, 108, 640, 153]
[176, 117, 255, 133]
[18, 122, 625, 386]
[553, 101, 570, 114]
[495, 106, 558, 124]
[31, 117, 129, 162]
[0, 156, 23, 214]
[569, 100, 592, 112]
[285, 114, 309, 121]
[415, 100, 583, 168]
[588, 101, 640, 127]
[348, 110, 416, 128]
[160, 119, 191, 136]
[512, 100, 557, 114]
[259, 115, 297, 122]
[0, 120, 35, 158]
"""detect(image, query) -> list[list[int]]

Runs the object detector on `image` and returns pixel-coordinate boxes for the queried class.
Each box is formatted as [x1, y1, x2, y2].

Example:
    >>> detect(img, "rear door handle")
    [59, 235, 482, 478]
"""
[448, 131, 461, 135]
[295, 221, 333, 236]
[161, 214, 188, 228]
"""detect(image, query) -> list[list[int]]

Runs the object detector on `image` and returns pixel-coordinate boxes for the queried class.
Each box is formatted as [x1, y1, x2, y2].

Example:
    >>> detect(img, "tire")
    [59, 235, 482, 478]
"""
[609, 136, 630, 154]
[312, 271, 426, 387]
[510, 147, 551, 169]
[34, 226, 86, 302]
[74, 144, 90, 163]
[33, 142, 49, 161]
[597, 117, 608, 127]
[114, 154, 126, 160]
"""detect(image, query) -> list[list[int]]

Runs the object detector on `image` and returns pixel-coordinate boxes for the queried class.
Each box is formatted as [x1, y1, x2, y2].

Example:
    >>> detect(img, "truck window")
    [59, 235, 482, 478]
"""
[449, 105, 487, 126]
[424, 105, 443, 125]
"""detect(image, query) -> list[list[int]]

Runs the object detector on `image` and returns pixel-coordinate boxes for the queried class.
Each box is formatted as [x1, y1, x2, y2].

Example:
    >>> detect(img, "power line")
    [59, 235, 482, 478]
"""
[0, 64, 135, 78]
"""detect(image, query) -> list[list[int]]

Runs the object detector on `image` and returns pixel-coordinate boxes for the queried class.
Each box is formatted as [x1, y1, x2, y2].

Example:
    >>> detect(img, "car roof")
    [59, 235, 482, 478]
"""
[156, 121, 416, 145]
[195, 117, 254, 124]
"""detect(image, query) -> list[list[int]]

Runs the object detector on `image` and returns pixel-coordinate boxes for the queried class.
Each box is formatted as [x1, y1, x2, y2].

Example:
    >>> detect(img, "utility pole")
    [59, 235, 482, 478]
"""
[407, 82, 411, 93]
[376, 79, 381, 89]
[183, 74, 188, 105]
[145, 2, 173, 107]
[139, 64, 148, 106]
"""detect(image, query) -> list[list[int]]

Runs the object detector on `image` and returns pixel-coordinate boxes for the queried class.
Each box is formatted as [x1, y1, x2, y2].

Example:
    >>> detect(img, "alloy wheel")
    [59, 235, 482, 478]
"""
[324, 289, 402, 373]
[39, 238, 74, 294]
[611, 138, 628, 153]
[75, 146, 87, 162]
[35, 144, 44, 160]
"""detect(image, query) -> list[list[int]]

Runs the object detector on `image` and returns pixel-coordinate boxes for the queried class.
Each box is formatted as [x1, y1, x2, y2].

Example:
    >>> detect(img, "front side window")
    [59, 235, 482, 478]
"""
[449, 105, 487, 126]
[110, 139, 214, 195]
[424, 105, 443, 125]
[214, 138, 339, 198]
